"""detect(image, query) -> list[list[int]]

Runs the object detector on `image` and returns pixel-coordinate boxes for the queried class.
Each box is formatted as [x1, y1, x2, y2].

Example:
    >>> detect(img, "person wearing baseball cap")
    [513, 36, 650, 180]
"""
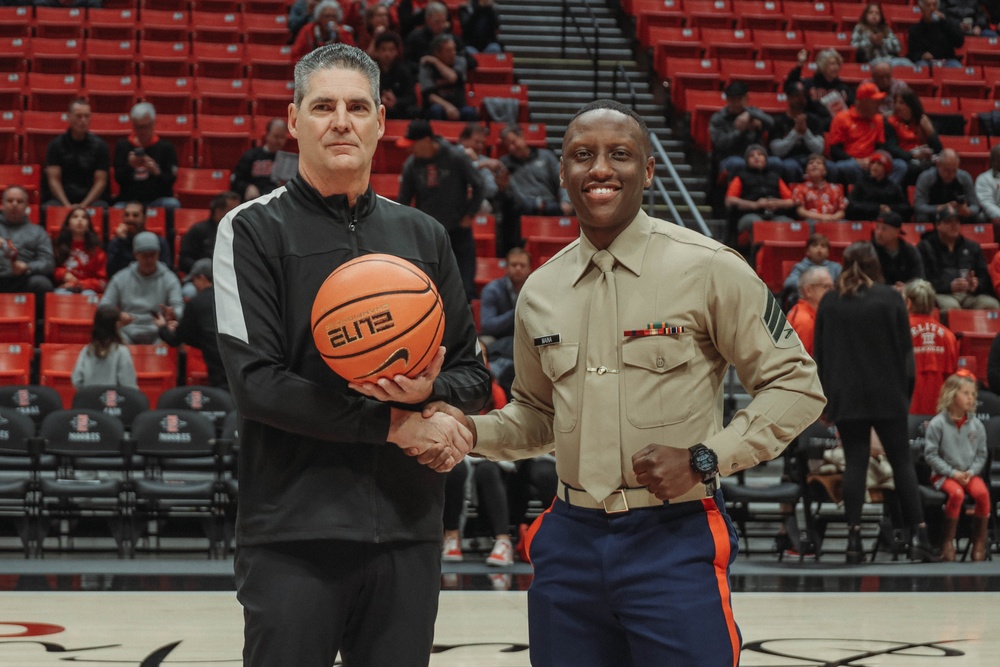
[827, 82, 907, 187]
[872, 210, 925, 288]
[846, 149, 915, 221]
[709, 79, 778, 178]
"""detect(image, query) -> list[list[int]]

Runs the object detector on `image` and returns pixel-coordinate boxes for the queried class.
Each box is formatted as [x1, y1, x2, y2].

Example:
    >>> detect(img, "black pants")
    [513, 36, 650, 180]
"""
[447, 227, 476, 302]
[236, 539, 441, 667]
[836, 417, 925, 529]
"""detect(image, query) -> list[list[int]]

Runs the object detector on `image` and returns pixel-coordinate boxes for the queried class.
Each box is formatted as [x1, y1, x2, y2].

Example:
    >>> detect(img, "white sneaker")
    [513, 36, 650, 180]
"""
[442, 536, 463, 562]
[486, 538, 514, 567]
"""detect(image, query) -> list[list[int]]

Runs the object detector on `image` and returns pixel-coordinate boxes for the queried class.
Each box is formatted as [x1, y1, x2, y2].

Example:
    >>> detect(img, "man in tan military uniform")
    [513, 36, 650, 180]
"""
[427, 100, 825, 666]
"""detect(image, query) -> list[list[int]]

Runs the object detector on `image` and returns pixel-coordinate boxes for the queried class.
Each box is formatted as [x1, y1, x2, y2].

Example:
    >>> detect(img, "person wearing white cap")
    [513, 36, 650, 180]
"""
[100, 231, 183, 344]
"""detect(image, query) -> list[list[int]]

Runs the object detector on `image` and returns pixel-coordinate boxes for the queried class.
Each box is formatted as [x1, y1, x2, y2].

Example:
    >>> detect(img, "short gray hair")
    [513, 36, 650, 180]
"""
[130, 102, 156, 122]
[815, 49, 843, 70]
[799, 266, 831, 297]
[425, 2, 448, 19]
[313, 0, 342, 22]
[293, 43, 380, 107]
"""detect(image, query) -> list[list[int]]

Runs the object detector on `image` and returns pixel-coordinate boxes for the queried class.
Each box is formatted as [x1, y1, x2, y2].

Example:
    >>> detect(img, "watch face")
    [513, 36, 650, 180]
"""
[692, 447, 718, 473]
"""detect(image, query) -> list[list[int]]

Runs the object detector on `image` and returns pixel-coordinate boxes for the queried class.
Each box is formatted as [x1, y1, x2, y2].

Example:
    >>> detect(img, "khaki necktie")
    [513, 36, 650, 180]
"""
[577, 249, 623, 502]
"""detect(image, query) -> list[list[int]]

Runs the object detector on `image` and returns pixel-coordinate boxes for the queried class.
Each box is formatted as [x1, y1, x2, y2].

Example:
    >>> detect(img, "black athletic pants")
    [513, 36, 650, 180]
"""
[236, 538, 442, 667]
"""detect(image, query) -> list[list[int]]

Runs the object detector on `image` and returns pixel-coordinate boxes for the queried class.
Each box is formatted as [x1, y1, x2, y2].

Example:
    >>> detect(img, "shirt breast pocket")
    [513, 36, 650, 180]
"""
[621, 335, 696, 429]
[538, 343, 580, 433]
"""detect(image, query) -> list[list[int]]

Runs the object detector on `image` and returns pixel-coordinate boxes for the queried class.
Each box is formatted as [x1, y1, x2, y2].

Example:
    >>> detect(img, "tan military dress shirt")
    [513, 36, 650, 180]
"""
[470, 210, 826, 506]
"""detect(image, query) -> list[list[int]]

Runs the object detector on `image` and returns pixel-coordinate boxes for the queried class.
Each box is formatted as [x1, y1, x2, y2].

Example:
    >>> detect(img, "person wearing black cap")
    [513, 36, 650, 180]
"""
[398, 118, 485, 300]
[769, 79, 827, 183]
[918, 205, 999, 313]
[709, 80, 778, 179]
[872, 210, 925, 289]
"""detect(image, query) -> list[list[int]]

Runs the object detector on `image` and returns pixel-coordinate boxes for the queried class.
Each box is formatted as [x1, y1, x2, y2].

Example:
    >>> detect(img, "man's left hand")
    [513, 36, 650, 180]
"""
[632, 444, 701, 501]
[350, 346, 446, 404]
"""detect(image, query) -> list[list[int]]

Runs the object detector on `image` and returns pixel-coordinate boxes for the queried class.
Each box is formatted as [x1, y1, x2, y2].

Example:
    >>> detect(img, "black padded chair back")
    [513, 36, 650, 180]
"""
[0, 385, 64, 428]
[0, 406, 37, 457]
[156, 386, 234, 435]
[72, 385, 150, 430]
[40, 409, 126, 457]
[131, 409, 217, 458]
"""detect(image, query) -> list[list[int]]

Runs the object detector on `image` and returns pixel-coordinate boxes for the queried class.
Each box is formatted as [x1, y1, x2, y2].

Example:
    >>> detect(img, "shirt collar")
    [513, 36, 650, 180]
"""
[571, 209, 651, 286]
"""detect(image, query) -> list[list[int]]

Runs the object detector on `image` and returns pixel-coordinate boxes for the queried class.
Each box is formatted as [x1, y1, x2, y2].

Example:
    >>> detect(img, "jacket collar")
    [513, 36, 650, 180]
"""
[287, 174, 377, 224]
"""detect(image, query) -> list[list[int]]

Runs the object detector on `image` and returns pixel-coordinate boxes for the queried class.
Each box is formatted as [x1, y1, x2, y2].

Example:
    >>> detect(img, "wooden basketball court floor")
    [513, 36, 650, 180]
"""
[1, 559, 999, 666]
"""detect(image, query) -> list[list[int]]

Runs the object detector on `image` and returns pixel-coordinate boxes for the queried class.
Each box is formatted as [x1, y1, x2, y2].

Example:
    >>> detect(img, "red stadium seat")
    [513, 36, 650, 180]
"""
[25, 73, 82, 113]
[881, 4, 923, 30]
[0, 294, 35, 345]
[0, 342, 33, 386]
[467, 83, 530, 123]
[250, 78, 295, 118]
[702, 27, 756, 60]
[947, 310, 1000, 388]
[660, 57, 719, 113]
[191, 43, 247, 80]
[190, 11, 243, 44]
[784, 1, 838, 32]
[194, 77, 252, 117]
[734, 1, 786, 31]
[86, 8, 139, 41]
[472, 213, 496, 258]
[962, 36, 1000, 67]
[243, 12, 292, 45]
[138, 75, 196, 116]
[184, 345, 209, 386]
[44, 205, 105, 241]
[939, 135, 991, 176]
[370, 173, 401, 200]
[932, 66, 987, 99]
[960, 98, 1000, 135]
[137, 41, 191, 78]
[245, 44, 295, 81]
[44, 293, 100, 345]
[649, 27, 704, 73]
[959, 222, 997, 261]
[128, 344, 178, 408]
[196, 115, 254, 169]
[140, 9, 191, 43]
[84, 38, 138, 77]
[686, 0, 737, 29]
[474, 256, 507, 295]
[28, 37, 84, 75]
[0, 36, 29, 74]
[0, 163, 42, 204]
[174, 168, 233, 208]
[468, 52, 515, 84]
[0, 6, 32, 39]
[753, 29, 806, 62]
[105, 206, 167, 237]
[753, 221, 809, 292]
[88, 112, 133, 165]
[33, 7, 86, 40]
[803, 30, 855, 61]
[520, 216, 579, 239]
[634, 0, 687, 49]
[83, 74, 138, 114]
[718, 59, 777, 92]
[814, 221, 875, 262]
[156, 113, 197, 169]
[0, 110, 20, 164]
[39, 343, 85, 407]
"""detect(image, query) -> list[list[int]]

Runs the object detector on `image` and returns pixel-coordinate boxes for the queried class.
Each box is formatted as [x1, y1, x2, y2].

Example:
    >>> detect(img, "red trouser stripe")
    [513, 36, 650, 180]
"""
[522, 501, 554, 566]
[702, 497, 741, 667]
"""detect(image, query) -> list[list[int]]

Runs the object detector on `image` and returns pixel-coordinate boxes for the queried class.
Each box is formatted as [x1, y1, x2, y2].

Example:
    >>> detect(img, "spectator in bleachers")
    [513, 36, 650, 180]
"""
[372, 32, 420, 120]
[724, 144, 796, 240]
[709, 81, 778, 180]
[918, 205, 999, 313]
[232, 120, 289, 202]
[288, 0, 320, 39]
[769, 80, 826, 184]
[872, 211, 925, 288]
[53, 206, 107, 295]
[398, 0, 431, 38]
[291, 0, 357, 61]
[496, 124, 571, 253]
[397, 118, 484, 300]
[419, 33, 478, 121]
[884, 89, 942, 187]
[943, 0, 998, 36]
[113, 103, 180, 210]
[828, 83, 907, 186]
[404, 2, 459, 68]
[346, 1, 400, 54]
[458, 121, 503, 207]
[787, 265, 834, 356]
[864, 62, 909, 117]
[460, 0, 502, 55]
[852, 3, 911, 66]
[106, 201, 171, 277]
[904, 278, 958, 415]
[845, 150, 914, 221]
[0, 185, 55, 296]
[101, 231, 183, 345]
[908, 0, 965, 67]
[913, 148, 981, 223]
[155, 258, 228, 391]
[974, 145, 1000, 226]
[178, 191, 240, 286]
[788, 49, 853, 129]
[784, 233, 842, 294]
[479, 246, 530, 393]
[791, 154, 847, 224]
[43, 99, 110, 209]
[71, 304, 138, 391]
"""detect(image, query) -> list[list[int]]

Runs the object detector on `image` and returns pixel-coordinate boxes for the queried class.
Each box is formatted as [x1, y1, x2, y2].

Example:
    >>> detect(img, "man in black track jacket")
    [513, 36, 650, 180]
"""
[214, 44, 491, 667]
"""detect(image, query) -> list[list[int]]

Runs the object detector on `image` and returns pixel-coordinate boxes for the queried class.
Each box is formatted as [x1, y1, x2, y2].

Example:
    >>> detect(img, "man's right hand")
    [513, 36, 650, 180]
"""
[387, 407, 473, 473]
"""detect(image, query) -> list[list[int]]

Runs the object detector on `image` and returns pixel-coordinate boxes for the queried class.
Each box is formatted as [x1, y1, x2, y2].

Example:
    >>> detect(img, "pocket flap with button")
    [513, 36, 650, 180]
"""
[539, 343, 579, 382]
[622, 335, 695, 373]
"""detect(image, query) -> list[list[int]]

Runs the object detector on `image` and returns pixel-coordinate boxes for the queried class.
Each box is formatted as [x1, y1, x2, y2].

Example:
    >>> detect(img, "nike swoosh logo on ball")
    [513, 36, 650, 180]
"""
[359, 347, 410, 379]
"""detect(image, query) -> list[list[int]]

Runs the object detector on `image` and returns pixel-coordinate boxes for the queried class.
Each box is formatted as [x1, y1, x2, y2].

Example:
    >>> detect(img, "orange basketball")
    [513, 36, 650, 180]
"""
[311, 254, 445, 383]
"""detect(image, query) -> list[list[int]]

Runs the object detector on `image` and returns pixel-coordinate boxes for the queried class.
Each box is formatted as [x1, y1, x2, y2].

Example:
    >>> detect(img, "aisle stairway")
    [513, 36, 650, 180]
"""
[493, 0, 714, 232]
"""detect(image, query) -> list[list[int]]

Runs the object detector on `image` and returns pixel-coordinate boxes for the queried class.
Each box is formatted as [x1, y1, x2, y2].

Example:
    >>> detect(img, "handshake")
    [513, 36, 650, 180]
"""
[387, 402, 473, 474]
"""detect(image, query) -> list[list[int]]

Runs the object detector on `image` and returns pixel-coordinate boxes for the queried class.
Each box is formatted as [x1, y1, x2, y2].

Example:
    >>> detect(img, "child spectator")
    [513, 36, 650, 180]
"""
[53, 206, 107, 295]
[791, 154, 847, 223]
[725, 144, 796, 244]
[923, 372, 991, 561]
[852, 2, 911, 65]
[71, 304, 138, 389]
[784, 233, 843, 293]
[904, 279, 958, 415]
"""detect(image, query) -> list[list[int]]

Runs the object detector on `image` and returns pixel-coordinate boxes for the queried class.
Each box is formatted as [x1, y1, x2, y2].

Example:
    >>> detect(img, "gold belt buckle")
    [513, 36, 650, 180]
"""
[601, 489, 630, 514]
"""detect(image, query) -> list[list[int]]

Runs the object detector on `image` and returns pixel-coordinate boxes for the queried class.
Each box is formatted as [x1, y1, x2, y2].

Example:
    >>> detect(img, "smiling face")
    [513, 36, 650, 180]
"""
[560, 108, 654, 249]
[288, 66, 385, 201]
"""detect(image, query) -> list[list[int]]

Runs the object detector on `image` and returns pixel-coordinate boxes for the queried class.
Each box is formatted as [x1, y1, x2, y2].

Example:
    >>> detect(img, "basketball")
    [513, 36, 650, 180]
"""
[311, 254, 445, 383]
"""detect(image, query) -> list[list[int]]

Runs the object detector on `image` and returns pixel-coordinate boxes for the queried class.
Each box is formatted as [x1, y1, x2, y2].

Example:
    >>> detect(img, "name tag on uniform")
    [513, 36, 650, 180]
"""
[533, 334, 561, 347]
[624, 321, 685, 338]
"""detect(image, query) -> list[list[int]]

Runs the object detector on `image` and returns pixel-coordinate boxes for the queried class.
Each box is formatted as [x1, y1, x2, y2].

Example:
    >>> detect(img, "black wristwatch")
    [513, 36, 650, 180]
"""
[689, 444, 719, 495]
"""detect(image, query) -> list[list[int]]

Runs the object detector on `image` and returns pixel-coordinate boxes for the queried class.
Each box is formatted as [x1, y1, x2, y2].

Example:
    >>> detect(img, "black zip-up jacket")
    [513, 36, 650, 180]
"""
[214, 175, 491, 546]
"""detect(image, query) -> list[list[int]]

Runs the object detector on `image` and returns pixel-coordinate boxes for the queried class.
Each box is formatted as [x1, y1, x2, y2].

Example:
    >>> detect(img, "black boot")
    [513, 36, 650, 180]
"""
[909, 524, 941, 563]
[846, 525, 864, 564]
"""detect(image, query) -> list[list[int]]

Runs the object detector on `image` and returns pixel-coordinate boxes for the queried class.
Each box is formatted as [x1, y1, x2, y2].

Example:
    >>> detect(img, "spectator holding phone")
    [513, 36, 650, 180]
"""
[913, 149, 981, 223]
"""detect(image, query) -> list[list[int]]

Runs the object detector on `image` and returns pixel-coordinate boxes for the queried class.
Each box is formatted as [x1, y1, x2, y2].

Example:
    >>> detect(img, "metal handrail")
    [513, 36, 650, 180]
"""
[650, 134, 712, 236]
[561, 0, 600, 98]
